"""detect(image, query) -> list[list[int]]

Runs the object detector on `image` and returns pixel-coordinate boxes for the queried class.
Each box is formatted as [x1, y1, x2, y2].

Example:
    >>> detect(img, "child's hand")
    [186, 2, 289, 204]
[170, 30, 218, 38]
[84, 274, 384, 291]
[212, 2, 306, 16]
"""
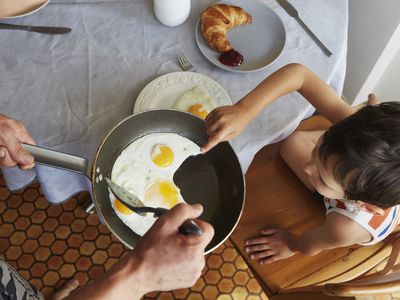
[245, 228, 295, 265]
[202, 104, 251, 153]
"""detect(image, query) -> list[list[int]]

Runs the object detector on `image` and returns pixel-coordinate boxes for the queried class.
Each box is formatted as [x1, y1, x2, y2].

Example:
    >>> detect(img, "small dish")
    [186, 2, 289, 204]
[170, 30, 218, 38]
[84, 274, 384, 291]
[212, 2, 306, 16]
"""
[195, 0, 286, 73]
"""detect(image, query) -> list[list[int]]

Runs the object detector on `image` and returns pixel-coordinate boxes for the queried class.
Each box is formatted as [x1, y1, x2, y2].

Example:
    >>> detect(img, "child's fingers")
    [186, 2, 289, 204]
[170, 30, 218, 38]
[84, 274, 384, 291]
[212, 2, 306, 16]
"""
[260, 228, 278, 235]
[201, 131, 225, 153]
[249, 250, 274, 260]
[367, 93, 380, 106]
[259, 255, 277, 265]
[245, 244, 271, 253]
[206, 122, 221, 136]
[245, 237, 269, 246]
[205, 109, 218, 123]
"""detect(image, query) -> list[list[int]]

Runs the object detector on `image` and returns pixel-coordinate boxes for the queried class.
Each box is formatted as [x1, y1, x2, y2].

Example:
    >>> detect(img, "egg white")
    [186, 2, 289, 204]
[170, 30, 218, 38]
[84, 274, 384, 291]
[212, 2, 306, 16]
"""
[173, 86, 216, 114]
[110, 133, 201, 236]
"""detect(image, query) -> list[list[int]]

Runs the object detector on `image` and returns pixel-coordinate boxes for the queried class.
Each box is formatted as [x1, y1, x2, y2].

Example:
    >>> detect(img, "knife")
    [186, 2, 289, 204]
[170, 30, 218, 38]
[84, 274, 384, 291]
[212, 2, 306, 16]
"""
[277, 0, 332, 57]
[0, 23, 71, 34]
[105, 177, 203, 236]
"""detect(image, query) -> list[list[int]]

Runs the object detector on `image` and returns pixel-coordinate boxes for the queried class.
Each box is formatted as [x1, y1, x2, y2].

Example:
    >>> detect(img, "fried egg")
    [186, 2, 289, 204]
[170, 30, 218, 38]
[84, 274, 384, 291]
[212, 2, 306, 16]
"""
[173, 86, 216, 119]
[110, 133, 201, 236]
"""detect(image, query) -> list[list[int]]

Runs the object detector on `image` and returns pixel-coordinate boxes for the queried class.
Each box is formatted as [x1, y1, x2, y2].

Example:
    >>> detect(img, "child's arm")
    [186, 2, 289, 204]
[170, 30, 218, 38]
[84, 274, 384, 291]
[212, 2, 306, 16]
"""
[202, 63, 355, 152]
[245, 213, 372, 264]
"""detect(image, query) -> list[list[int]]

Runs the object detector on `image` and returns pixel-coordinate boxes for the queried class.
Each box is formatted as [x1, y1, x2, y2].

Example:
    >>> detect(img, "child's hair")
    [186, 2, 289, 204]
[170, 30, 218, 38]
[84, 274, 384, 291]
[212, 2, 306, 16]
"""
[318, 102, 400, 208]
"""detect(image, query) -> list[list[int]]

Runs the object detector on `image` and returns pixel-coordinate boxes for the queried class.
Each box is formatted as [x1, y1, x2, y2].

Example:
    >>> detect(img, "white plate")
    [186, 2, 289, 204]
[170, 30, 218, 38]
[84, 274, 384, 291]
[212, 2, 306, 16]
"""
[0, 0, 50, 19]
[133, 72, 232, 113]
[195, 0, 286, 73]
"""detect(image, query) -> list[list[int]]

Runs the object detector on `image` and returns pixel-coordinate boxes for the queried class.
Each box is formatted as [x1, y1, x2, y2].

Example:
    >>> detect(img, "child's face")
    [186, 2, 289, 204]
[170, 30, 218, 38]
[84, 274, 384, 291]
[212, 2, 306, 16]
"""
[304, 138, 346, 200]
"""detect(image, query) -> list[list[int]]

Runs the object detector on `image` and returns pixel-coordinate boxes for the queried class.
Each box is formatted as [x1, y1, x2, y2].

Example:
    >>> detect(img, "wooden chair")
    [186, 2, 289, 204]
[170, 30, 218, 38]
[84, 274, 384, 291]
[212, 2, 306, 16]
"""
[229, 115, 400, 299]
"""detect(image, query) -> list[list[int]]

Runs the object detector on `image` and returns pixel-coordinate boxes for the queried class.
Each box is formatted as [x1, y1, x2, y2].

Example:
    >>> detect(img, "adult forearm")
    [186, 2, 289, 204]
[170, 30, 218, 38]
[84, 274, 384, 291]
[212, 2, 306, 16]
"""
[65, 255, 145, 300]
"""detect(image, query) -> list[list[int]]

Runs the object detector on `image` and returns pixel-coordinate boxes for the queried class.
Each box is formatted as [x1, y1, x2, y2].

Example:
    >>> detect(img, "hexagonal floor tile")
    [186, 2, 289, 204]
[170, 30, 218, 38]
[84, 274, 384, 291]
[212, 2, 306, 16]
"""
[0, 172, 268, 300]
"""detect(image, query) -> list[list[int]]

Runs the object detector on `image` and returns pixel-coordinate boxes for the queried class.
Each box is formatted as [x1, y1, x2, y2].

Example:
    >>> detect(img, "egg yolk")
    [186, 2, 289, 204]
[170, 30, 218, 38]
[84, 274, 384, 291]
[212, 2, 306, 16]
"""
[144, 181, 180, 208]
[151, 144, 174, 167]
[188, 104, 209, 120]
[114, 198, 133, 215]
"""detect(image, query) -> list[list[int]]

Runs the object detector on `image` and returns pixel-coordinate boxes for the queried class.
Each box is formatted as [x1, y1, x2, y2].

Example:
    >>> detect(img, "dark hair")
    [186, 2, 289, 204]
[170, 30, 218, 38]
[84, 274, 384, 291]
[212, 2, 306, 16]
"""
[318, 102, 400, 208]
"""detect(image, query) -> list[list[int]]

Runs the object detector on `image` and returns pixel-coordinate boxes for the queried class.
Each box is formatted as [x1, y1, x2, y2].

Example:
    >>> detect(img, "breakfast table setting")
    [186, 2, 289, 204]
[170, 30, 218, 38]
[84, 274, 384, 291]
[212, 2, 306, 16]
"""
[0, 0, 348, 248]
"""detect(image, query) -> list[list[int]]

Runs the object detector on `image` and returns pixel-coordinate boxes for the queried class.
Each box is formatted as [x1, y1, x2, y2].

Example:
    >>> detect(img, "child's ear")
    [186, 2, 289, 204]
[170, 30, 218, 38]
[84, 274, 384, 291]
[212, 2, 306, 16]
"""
[358, 201, 385, 215]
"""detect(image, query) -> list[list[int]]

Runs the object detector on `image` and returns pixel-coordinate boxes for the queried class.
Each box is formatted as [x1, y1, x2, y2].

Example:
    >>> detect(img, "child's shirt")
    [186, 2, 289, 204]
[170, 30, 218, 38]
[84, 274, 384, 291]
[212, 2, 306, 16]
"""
[324, 198, 400, 245]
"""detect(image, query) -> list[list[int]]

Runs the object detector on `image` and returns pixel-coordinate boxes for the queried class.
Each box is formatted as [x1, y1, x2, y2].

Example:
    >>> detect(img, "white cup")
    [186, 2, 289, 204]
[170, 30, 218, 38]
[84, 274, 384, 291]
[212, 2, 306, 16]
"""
[154, 0, 190, 27]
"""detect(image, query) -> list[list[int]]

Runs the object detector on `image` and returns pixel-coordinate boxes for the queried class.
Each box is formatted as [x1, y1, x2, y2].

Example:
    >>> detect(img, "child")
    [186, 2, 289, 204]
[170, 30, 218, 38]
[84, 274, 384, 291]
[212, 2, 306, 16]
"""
[202, 63, 400, 265]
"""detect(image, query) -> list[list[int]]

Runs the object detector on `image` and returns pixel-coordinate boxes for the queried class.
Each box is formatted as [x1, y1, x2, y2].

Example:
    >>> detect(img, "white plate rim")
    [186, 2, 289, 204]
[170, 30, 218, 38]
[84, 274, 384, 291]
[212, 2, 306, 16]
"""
[0, 0, 51, 19]
[133, 71, 232, 113]
[195, 0, 286, 73]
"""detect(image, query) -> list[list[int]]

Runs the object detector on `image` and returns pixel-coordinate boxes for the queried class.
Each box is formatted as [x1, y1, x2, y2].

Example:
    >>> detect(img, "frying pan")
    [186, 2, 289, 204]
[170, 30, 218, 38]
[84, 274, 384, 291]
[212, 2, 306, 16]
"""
[22, 110, 245, 254]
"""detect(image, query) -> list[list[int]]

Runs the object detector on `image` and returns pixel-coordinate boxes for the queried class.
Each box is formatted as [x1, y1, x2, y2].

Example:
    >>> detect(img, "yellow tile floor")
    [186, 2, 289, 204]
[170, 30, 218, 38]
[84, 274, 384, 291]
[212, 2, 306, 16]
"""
[0, 172, 268, 299]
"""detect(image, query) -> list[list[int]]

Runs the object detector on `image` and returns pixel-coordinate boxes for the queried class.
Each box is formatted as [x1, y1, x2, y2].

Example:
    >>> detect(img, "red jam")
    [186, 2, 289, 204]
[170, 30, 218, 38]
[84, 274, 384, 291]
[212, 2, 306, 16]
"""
[219, 49, 243, 67]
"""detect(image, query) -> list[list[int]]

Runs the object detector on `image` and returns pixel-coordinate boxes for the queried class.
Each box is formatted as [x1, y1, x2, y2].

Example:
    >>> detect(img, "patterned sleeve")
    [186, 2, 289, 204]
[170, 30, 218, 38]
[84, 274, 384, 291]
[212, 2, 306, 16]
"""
[0, 257, 43, 300]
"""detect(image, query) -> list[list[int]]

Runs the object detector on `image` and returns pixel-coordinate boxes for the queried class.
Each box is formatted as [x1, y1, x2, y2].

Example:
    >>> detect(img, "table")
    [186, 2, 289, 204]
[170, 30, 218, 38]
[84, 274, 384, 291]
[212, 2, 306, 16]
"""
[0, 0, 348, 204]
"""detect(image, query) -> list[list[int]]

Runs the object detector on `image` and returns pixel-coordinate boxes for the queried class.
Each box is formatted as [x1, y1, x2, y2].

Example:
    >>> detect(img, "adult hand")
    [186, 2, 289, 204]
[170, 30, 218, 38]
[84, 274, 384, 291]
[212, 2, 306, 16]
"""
[65, 203, 214, 300]
[131, 203, 214, 293]
[245, 228, 295, 265]
[201, 104, 251, 153]
[0, 114, 35, 169]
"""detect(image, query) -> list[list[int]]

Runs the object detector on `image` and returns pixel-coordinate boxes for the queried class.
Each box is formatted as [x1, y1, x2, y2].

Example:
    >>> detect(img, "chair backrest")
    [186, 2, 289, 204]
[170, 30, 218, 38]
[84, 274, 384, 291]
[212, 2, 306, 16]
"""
[322, 232, 400, 297]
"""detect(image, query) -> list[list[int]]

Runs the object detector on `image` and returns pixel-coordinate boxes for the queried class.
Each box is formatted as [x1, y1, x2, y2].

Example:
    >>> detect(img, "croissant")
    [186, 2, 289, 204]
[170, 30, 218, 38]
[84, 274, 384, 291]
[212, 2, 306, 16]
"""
[200, 4, 252, 53]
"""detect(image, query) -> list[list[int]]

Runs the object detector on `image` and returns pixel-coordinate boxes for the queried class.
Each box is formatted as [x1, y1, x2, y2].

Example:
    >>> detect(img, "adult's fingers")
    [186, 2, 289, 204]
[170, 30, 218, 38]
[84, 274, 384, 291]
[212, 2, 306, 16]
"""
[0, 125, 34, 166]
[0, 148, 17, 168]
[7, 141, 34, 166]
[16, 124, 36, 145]
[161, 203, 204, 230]
[0, 146, 6, 159]
[184, 218, 214, 247]
[19, 163, 36, 170]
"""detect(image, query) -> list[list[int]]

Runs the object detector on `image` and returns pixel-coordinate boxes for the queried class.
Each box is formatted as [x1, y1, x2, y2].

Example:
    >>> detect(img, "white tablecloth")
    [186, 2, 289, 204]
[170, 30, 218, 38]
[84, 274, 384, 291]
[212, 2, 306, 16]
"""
[0, 0, 348, 204]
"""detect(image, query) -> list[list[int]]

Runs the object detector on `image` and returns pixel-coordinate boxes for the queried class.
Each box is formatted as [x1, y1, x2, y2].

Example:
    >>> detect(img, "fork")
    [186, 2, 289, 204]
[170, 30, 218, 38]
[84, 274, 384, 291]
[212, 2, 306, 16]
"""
[176, 50, 196, 72]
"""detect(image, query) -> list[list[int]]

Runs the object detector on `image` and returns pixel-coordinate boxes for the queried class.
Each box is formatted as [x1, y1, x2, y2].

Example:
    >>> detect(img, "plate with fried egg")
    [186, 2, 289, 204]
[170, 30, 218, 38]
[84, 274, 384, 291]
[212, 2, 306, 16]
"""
[133, 71, 232, 120]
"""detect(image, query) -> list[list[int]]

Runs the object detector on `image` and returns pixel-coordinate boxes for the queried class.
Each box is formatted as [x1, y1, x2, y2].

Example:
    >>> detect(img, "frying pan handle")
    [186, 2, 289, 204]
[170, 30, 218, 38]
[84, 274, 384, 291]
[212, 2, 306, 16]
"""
[22, 143, 91, 178]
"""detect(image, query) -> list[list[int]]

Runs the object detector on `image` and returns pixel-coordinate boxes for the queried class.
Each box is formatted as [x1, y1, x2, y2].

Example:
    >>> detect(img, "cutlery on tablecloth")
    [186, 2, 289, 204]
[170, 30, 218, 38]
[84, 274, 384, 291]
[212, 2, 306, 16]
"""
[0, 23, 71, 34]
[277, 0, 332, 57]
[105, 177, 203, 236]
[176, 50, 196, 72]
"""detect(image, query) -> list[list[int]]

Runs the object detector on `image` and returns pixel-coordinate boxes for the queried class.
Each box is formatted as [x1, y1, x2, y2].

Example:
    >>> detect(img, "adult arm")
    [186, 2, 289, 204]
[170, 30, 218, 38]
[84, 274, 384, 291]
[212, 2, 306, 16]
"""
[0, 114, 35, 169]
[65, 203, 214, 299]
